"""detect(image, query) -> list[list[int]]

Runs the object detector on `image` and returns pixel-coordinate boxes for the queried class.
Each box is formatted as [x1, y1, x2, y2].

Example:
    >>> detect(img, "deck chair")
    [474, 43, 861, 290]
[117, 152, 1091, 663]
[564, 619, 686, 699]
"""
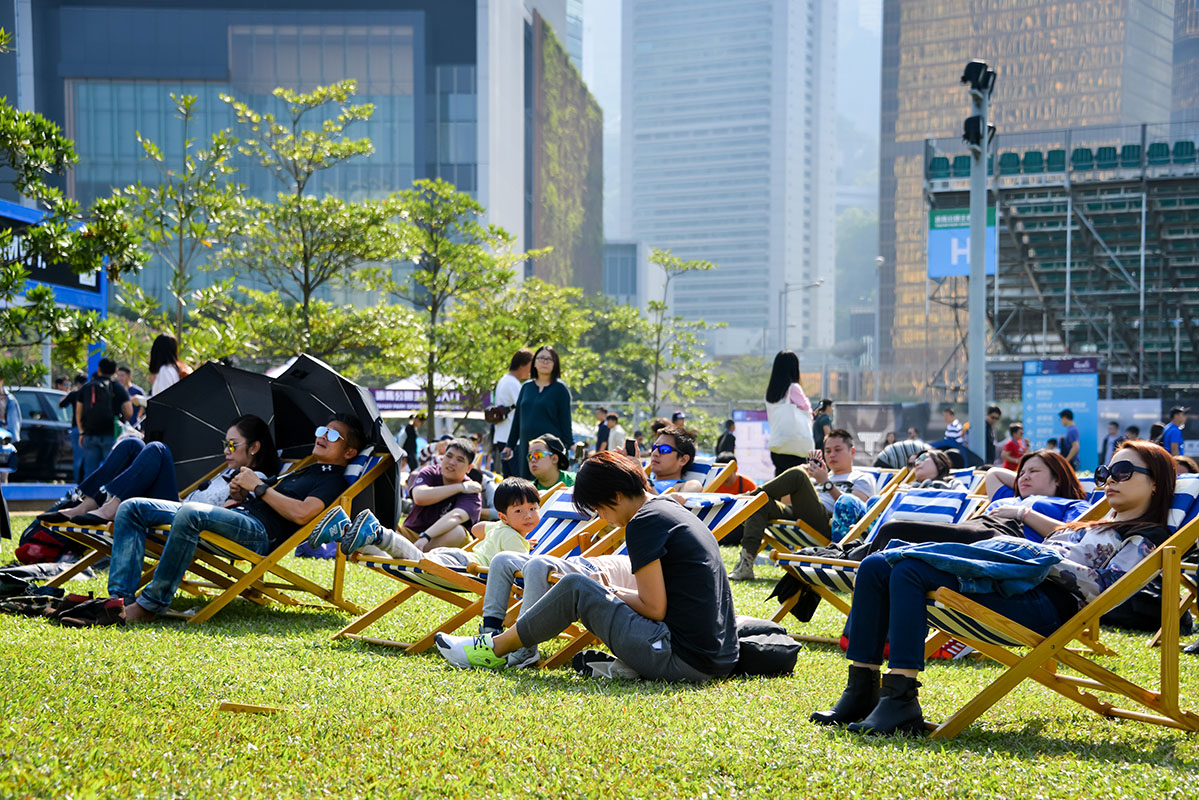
[768, 488, 991, 643]
[761, 467, 910, 554]
[38, 457, 278, 590]
[331, 488, 605, 654]
[922, 488, 1199, 739]
[539, 491, 770, 670]
[1141, 475, 1199, 647]
[646, 456, 736, 493]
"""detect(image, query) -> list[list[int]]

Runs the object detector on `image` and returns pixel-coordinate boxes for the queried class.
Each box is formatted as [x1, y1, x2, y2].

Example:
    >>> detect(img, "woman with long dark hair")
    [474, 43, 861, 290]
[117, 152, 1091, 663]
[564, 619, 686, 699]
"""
[857, 449, 1088, 557]
[41, 414, 280, 524]
[147, 334, 191, 397]
[764, 350, 813, 476]
[813, 439, 1175, 735]
[503, 346, 574, 480]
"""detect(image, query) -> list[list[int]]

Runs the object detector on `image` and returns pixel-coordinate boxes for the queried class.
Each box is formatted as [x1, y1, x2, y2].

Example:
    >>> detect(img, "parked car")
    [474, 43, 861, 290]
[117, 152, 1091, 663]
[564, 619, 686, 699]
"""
[11, 386, 74, 481]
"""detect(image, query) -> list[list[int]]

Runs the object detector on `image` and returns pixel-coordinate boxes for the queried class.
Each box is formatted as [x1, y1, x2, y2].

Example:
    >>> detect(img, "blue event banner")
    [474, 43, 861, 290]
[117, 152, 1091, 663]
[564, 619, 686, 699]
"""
[1022, 360, 1099, 472]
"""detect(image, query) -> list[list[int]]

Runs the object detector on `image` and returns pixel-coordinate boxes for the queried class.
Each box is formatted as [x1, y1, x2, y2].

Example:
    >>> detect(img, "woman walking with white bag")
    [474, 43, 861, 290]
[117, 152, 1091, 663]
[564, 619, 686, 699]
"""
[764, 350, 814, 476]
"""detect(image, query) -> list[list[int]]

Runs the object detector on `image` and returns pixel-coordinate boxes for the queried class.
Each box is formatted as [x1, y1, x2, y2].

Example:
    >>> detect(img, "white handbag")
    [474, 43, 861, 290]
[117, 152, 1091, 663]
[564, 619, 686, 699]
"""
[766, 397, 815, 457]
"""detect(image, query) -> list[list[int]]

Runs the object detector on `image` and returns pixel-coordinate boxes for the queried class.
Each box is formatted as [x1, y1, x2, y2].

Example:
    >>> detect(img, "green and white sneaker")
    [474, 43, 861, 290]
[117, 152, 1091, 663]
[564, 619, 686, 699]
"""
[434, 632, 508, 670]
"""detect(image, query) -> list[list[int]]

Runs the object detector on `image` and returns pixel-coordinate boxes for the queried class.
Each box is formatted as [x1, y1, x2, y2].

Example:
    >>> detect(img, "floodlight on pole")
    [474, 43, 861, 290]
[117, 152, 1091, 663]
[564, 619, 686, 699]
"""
[962, 59, 995, 463]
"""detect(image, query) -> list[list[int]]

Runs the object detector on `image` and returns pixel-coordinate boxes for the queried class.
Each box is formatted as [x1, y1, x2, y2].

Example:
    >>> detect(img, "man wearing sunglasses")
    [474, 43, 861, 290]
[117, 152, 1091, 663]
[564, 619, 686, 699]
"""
[109, 413, 364, 624]
[648, 426, 704, 494]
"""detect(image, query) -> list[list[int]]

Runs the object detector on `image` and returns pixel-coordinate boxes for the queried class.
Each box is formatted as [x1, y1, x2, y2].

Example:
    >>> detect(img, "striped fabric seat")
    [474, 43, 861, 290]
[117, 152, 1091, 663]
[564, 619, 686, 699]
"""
[358, 489, 591, 592]
[1168, 474, 1199, 532]
[924, 597, 1026, 647]
[887, 489, 969, 524]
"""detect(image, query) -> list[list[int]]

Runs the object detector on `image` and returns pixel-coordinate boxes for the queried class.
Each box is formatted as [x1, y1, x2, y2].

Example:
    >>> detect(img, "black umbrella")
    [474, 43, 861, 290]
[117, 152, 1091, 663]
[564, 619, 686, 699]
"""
[270, 355, 401, 524]
[144, 362, 275, 489]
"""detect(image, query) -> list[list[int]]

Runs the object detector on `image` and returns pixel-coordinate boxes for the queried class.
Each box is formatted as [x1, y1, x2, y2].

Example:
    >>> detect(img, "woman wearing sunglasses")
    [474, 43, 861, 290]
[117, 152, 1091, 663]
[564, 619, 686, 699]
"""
[813, 439, 1176, 735]
[40, 414, 280, 525]
[906, 449, 963, 490]
[526, 433, 575, 491]
[856, 449, 1088, 559]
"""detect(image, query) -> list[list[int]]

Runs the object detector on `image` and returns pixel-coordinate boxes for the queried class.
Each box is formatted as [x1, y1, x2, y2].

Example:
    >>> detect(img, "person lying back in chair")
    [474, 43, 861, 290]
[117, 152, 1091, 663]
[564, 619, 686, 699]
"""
[647, 425, 704, 494]
[68, 414, 364, 627]
[308, 477, 539, 573]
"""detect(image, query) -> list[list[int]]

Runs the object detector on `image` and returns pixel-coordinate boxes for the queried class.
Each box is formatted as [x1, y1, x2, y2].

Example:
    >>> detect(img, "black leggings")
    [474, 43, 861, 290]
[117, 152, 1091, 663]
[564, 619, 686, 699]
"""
[770, 452, 808, 476]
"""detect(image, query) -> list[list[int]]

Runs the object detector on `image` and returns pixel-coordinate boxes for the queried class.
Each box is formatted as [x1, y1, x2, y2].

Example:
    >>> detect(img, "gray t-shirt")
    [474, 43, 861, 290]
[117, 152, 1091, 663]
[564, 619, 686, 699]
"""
[819, 470, 877, 513]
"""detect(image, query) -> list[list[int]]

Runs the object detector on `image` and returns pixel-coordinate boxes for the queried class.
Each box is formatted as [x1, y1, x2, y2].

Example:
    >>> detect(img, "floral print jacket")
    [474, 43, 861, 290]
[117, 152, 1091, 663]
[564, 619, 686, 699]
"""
[1041, 523, 1170, 603]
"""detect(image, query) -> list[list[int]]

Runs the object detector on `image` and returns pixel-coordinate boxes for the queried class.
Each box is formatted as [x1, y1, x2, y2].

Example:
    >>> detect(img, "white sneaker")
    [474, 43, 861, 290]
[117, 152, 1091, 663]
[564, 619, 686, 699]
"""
[433, 632, 507, 670]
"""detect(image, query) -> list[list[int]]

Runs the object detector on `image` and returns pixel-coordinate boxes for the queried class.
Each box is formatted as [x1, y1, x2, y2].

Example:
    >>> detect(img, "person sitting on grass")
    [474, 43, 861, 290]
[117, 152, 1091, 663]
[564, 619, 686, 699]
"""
[435, 450, 738, 681]
[64, 415, 362, 627]
[40, 415, 280, 525]
[475, 529, 637, 669]
[810, 440, 1175, 736]
[730, 429, 876, 581]
[527, 433, 575, 491]
[648, 425, 704, 494]
[381, 436, 483, 553]
[313, 477, 539, 576]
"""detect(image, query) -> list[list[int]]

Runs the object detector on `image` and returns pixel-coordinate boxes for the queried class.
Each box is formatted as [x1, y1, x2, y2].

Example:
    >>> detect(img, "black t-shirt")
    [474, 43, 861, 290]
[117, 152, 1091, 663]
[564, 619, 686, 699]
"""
[813, 413, 831, 450]
[715, 431, 736, 455]
[236, 463, 347, 548]
[596, 422, 610, 448]
[625, 497, 739, 676]
[78, 377, 131, 434]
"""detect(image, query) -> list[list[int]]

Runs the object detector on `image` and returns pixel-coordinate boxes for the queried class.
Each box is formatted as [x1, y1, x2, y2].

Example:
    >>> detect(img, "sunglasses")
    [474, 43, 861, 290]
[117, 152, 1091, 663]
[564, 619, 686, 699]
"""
[1095, 461, 1150, 486]
[650, 443, 675, 456]
[315, 425, 343, 443]
[913, 452, 931, 464]
[528, 451, 551, 462]
[222, 439, 246, 454]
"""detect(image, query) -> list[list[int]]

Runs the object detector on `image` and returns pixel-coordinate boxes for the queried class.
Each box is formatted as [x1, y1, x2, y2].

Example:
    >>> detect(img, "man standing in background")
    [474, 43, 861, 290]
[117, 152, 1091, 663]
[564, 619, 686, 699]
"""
[492, 349, 533, 476]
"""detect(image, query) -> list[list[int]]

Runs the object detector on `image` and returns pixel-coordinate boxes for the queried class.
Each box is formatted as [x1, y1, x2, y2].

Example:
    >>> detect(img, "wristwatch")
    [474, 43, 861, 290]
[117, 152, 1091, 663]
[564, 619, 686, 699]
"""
[253, 483, 270, 500]
[821, 481, 835, 492]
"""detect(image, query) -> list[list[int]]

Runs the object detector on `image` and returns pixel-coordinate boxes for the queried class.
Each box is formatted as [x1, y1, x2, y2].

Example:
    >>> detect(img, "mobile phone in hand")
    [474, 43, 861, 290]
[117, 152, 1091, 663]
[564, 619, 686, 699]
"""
[625, 438, 637, 457]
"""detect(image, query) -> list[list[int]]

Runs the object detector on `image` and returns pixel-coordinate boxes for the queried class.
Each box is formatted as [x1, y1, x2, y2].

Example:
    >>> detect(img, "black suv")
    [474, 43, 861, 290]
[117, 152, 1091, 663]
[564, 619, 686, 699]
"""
[12, 386, 74, 481]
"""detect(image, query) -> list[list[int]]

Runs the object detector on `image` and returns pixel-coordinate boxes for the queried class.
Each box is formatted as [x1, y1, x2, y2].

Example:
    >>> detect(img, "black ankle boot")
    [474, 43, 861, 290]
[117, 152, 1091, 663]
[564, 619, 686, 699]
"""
[810, 665, 880, 726]
[847, 672, 925, 736]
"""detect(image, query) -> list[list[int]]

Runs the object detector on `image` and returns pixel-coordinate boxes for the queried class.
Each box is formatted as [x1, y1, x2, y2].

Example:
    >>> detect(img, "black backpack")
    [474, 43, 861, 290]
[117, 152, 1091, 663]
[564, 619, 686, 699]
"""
[79, 377, 116, 435]
[731, 616, 801, 677]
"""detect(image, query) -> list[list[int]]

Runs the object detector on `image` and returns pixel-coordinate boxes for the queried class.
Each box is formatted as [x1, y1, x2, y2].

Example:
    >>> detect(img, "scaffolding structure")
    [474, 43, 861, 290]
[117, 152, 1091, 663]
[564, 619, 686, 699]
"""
[925, 122, 1199, 398]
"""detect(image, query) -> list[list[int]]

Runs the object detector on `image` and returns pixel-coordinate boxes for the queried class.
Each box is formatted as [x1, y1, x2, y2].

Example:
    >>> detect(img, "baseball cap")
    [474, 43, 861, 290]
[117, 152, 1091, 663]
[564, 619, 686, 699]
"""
[1170, 406, 1190, 416]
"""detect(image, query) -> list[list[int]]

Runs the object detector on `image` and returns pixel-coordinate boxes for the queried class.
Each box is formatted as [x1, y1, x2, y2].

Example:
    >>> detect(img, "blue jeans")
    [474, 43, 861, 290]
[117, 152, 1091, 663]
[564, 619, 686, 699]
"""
[110, 499, 269, 613]
[845, 553, 1065, 671]
[78, 439, 179, 503]
[69, 427, 84, 483]
[80, 434, 116, 481]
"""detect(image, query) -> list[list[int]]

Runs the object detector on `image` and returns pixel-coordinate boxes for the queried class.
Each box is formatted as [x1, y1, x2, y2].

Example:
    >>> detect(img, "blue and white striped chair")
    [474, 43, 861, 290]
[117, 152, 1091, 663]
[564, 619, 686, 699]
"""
[762, 466, 912, 554]
[922, 473, 1199, 739]
[768, 488, 986, 642]
[333, 488, 605, 654]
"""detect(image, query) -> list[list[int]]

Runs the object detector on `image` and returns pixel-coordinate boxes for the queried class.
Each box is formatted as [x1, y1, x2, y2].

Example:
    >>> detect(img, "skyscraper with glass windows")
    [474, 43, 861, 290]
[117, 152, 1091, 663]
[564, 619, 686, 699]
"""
[879, 0, 1173, 399]
[6, 0, 599, 309]
[620, 0, 837, 355]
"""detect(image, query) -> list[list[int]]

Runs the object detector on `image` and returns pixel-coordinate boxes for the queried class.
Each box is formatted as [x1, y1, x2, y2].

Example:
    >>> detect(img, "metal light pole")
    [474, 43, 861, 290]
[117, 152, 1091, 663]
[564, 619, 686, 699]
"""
[873, 256, 883, 402]
[962, 60, 995, 462]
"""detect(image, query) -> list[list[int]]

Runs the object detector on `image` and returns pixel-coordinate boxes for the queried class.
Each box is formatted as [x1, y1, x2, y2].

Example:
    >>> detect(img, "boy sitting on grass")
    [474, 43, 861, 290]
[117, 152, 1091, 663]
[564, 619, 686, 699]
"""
[435, 450, 738, 682]
[311, 478, 541, 572]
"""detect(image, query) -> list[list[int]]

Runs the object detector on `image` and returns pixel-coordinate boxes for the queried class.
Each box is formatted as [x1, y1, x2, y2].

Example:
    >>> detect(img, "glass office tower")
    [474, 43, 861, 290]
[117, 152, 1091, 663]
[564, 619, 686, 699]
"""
[879, 0, 1173, 399]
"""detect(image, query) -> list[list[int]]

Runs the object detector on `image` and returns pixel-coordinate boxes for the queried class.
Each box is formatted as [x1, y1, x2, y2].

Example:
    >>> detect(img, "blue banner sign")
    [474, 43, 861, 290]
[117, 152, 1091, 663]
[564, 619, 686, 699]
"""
[1022, 359, 1099, 472]
[927, 207, 997, 278]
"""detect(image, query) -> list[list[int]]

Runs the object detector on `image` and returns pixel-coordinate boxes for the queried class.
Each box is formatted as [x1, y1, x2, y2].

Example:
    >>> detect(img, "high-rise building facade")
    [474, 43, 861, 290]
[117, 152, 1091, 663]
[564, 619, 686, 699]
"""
[620, 0, 837, 355]
[1175, 0, 1199, 122]
[879, 0, 1173, 398]
[8, 0, 600, 309]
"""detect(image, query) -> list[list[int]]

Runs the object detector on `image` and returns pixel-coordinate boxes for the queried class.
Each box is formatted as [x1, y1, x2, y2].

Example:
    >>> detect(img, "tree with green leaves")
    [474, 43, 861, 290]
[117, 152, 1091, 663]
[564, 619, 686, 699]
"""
[441, 278, 590, 424]
[567, 296, 655, 404]
[389, 178, 547, 437]
[124, 93, 243, 345]
[643, 247, 723, 417]
[0, 31, 144, 384]
[218, 81, 401, 346]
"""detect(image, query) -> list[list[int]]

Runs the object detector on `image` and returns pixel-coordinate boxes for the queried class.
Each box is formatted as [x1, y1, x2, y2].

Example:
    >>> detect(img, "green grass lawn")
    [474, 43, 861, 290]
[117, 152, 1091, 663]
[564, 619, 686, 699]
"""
[2, 514, 1199, 798]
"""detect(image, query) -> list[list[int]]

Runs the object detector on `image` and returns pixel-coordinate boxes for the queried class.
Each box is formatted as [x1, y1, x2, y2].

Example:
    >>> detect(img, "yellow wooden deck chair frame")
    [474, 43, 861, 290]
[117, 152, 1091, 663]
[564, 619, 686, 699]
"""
[920, 513, 1199, 738]
[331, 488, 606, 654]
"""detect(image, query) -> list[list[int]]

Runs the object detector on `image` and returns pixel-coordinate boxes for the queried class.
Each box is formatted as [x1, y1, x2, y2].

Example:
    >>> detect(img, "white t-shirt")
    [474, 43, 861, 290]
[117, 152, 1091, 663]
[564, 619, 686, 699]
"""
[492, 373, 522, 446]
[151, 364, 181, 397]
[184, 468, 267, 506]
[608, 424, 628, 452]
[818, 470, 877, 514]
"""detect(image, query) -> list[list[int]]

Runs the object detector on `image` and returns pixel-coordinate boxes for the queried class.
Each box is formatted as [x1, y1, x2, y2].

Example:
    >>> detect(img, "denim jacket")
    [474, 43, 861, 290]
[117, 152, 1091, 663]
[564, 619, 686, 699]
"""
[881, 536, 1063, 597]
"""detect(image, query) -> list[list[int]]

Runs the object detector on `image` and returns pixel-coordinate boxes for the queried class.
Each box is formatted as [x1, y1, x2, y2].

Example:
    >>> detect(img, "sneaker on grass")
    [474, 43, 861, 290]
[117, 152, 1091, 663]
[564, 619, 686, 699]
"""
[308, 506, 351, 550]
[506, 645, 540, 669]
[571, 649, 640, 679]
[435, 632, 508, 670]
